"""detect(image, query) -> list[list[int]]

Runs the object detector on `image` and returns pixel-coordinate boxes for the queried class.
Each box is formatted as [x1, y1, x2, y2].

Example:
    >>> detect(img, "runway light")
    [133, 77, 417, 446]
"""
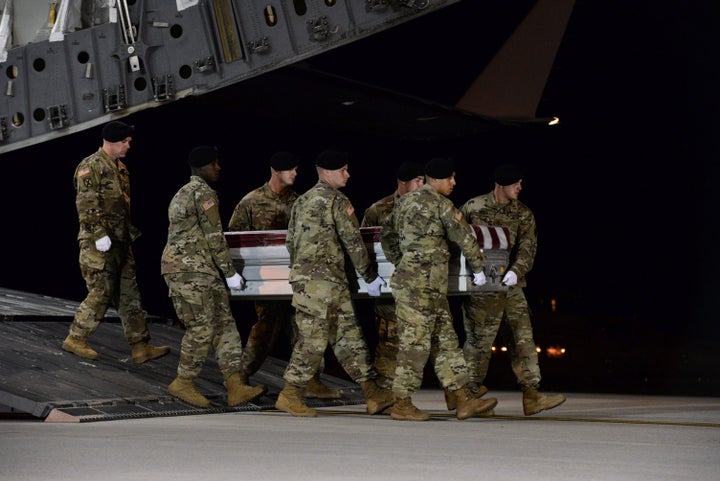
[500, 346, 508, 352]
[548, 116, 560, 125]
[546, 346, 566, 358]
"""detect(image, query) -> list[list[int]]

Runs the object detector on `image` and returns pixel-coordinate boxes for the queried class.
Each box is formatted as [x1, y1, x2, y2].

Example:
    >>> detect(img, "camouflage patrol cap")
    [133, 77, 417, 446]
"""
[397, 161, 424, 181]
[102, 121, 134, 142]
[424, 157, 455, 179]
[493, 163, 523, 186]
[269, 151, 299, 171]
[188, 145, 218, 167]
[315, 150, 349, 170]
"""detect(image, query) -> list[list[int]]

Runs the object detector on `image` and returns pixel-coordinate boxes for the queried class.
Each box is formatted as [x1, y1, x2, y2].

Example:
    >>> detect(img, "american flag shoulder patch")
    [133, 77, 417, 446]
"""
[346, 204, 355, 217]
[78, 167, 91, 177]
[202, 199, 216, 211]
[454, 209, 463, 221]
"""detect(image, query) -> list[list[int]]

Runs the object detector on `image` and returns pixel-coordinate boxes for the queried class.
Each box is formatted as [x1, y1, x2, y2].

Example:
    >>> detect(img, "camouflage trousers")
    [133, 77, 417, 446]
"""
[371, 298, 399, 389]
[164, 273, 243, 380]
[69, 239, 150, 345]
[392, 287, 469, 400]
[284, 280, 375, 387]
[462, 286, 541, 390]
[239, 300, 298, 377]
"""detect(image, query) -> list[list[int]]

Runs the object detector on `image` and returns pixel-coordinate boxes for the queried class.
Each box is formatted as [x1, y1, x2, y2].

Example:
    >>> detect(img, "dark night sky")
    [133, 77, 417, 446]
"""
[1, 1, 717, 393]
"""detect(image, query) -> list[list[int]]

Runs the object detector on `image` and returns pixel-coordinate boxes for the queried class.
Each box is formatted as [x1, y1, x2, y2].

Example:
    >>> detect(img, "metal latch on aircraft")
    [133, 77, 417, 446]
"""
[47, 105, 68, 130]
[307, 16, 338, 42]
[248, 37, 271, 54]
[194, 57, 216, 73]
[397, 0, 430, 10]
[0, 118, 7, 143]
[366, 0, 390, 12]
[103, 86, 127, 112]
[152, 75, 175, 102]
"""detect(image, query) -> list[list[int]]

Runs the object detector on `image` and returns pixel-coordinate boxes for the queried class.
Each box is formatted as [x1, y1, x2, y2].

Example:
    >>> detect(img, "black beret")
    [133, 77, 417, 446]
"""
[493, 163, 523, 186]
[315, 150, 349, 170]
[397, 161, 424, 181]
[102, 121, 134, 142]
[424, 157, 455, 179]
[269, 151, 299, 171]
[188, 145, 218, 168]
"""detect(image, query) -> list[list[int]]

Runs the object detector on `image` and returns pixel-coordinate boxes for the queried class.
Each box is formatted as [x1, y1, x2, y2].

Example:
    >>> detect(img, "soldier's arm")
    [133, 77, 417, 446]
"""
[75, 161, 108, 239]
[196, 190, 236, 277]
[510, 208, 537, 278]
[360, 204, 377, 228]
[444, 203, 484, 273]
[227, 198, 252, 231]
[379, 209, 401, 266]
[335, 198, 377, 282]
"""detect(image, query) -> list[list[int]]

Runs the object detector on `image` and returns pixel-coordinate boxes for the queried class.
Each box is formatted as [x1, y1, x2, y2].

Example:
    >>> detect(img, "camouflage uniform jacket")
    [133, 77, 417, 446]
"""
[287, 180, 378, 285]
[460, 191, 537, 287]
[227, 182, 298, 231]
[161, 175, 237, 280]
[360, 191, 399, 227]
[381, 183, 484, 295]
[73, 147, 140, 242]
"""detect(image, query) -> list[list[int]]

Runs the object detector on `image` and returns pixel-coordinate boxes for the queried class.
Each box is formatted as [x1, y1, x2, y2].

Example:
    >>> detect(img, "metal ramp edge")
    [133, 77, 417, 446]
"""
[0, 318, 365, 423]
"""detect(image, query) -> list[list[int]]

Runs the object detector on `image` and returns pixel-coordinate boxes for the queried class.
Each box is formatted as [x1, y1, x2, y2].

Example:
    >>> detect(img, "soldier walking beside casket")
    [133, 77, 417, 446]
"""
[162, 146, 265, 408]
[228, 151, 339, 399]
[62, 120, 169, 363]
[360, 161, 425, 389]
[277, 150, 394, 417]
[380, 157, 498, 421]
[460, 163, 565, 416]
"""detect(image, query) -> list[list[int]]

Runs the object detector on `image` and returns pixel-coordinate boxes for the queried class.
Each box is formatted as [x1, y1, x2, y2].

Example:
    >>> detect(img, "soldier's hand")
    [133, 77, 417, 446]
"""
[367, 276, 386, 297]
[501, 270, 518, 287]
[95, 235, 112, 252]
[472, 271, 487, 287]
[226, 273, 245, 291]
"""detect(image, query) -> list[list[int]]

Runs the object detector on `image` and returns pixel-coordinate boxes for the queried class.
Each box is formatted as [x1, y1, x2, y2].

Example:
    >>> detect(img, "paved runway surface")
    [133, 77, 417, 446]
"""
[2, 390, 718, 481]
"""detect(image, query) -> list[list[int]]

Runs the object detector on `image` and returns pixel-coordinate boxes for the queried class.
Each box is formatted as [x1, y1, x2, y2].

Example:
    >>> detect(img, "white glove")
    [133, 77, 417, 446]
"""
[502, 270, 518, 287]
[366, 276, 386, 297]
[226, 273, 245, 291]
[472, 271, 487, 287]
[95, 235, 111, 252]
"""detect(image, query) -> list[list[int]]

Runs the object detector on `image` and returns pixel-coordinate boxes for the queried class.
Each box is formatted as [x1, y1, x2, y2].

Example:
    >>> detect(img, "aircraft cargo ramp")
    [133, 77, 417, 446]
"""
[0, 288, 364, 423]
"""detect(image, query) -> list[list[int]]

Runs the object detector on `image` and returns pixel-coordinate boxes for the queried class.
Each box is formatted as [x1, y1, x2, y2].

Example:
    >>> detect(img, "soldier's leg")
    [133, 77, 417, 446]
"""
[371, 299, 399, 389]
[210, 282, 244, 379]
[239, 300, 284, 378]
[501, 287, 541, 389]
[116, 246, 151, 345]
[431, 294, 470, 392]
[330, 291, 374, 382]
[391, 288, 433, 400]
[462, 292, 507, 387]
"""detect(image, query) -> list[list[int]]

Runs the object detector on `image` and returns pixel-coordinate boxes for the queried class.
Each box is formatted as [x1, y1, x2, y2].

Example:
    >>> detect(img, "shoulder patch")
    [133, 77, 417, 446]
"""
[454, 209, 463, 221]
[202, 199, 216, 211]
[78, 167, 91, 177]
[346, 204, 355, 217]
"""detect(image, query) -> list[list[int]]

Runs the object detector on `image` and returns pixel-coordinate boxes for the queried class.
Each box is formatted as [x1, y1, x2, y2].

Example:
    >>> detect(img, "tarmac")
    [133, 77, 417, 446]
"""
[2, 389, 719, 481]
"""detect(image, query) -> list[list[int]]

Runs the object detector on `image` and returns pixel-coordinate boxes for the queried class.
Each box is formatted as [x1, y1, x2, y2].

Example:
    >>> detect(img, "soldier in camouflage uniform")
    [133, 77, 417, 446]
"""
[162, 146, 265, 408]
[62, 121, 169, 364]
[380, 157, 498, 421]
[360, 161, 425, 389]
[460, 163, 565, 416]
[228, 151, 338, 399]
[276, 150, 394, 417]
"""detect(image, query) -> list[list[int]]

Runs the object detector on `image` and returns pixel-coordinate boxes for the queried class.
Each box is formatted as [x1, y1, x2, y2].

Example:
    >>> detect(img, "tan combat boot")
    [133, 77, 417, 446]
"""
[303, 374, 342, 399]
[224, 372, 266, 407]
[360, 380, 395, 415]
[390, 397, 431, 421]
[444, 384, 488, 410]
[131, 342, 170, 364]
[168, 377, 210, 408]
[523, 387, 566, 416]
[275, 383, 318, 417]
[62, 336, 98, 360]
[455, 387, 497, 420]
